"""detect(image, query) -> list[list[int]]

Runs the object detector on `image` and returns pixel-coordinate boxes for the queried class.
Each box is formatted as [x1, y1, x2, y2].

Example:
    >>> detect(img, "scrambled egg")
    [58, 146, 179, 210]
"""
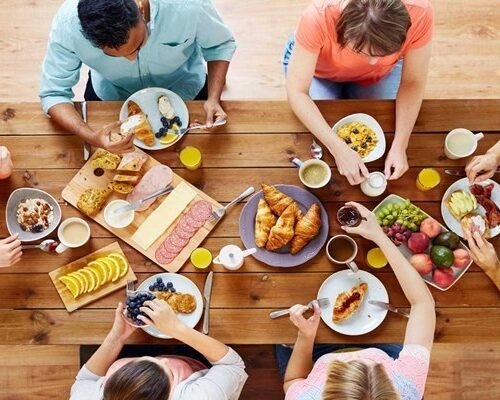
[337, 122, 377, 158]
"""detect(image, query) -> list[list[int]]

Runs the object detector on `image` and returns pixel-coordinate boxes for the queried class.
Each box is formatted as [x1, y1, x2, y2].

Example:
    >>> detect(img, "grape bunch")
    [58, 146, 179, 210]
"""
[148, 277, 176, 293]
[383, 223, 412, 246]
[126, 292, 156, 326]
[375, 199, 426, 232]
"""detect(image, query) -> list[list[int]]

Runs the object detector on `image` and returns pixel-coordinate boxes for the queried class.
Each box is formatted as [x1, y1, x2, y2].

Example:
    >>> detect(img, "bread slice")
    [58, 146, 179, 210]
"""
[113, 174, 140, 184]
[333, 283, 368, 323]
[446, 190, 478, 220]
[109, 182, 135, 194]
[461, 214, 490, 239]
[117, 150, 148, 173]
[90, 149, 122, 170]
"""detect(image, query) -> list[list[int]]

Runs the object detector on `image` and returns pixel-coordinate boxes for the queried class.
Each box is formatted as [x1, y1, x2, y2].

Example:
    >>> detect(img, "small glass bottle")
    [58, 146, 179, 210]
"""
[360, 172, 387, 197]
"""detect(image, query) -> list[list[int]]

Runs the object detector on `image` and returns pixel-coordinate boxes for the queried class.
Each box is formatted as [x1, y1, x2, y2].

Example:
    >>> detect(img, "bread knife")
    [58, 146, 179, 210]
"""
[202, 271, 213, 334]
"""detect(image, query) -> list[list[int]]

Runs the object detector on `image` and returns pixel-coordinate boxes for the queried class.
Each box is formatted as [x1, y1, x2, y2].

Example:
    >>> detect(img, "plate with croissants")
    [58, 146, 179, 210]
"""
[239, 184, 329, 267]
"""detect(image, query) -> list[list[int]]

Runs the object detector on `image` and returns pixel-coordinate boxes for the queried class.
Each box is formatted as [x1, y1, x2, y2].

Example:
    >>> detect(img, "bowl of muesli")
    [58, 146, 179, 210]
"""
[6, 188, 62, 242]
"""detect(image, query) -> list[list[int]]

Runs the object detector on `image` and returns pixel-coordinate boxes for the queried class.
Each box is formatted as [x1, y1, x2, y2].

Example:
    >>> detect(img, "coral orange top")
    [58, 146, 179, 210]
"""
[295, 0, 433, 84]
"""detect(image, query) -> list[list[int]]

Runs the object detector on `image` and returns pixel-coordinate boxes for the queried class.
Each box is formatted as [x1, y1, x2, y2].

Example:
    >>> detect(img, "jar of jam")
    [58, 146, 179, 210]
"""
[336, 205, 361, 227]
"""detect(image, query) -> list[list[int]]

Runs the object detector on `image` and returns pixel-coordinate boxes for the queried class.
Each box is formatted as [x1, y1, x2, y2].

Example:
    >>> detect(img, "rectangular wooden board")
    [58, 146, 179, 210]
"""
[61, 148, 222, 272]
[49, 242, 137, 312]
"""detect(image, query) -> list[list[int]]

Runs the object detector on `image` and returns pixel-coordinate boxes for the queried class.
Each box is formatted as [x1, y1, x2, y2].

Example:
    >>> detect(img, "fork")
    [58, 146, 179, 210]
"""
[178, 118, 227, 136]
[269, 298, 331, 319]
[209, 186, 255, 221]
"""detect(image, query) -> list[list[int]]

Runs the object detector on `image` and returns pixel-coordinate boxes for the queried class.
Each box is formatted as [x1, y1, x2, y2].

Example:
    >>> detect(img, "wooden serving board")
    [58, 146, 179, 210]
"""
[61, 148, 222, 272]
[49, 242, 136, 312]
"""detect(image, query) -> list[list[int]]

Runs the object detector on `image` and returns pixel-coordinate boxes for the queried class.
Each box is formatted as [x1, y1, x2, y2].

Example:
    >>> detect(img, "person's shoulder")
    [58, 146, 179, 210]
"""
[405, 0, 433, 16]
[52, 0, 81, 31]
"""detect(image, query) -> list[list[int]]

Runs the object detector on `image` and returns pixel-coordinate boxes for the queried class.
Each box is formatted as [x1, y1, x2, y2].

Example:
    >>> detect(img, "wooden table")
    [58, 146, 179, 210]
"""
[0, 100, 499, 396]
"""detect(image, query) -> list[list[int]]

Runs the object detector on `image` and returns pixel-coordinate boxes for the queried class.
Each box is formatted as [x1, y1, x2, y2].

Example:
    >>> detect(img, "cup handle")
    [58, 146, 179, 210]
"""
[474, 132, 484, 141]
[290, 157, 303, 168]
[55, 243, 68, 254]
[242, 248, 257, 257]
[346, 260, 359, 273]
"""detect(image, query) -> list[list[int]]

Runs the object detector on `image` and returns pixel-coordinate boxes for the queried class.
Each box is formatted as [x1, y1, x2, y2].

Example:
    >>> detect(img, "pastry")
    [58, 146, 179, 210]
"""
[127, 100, 142, 116]
[121, 114, 155, 147]
[77, 187, 113, 217]
[265, 203, 297, 251]
[109, 181, 135, 194]
[255, 199, 277, 248]
[261, 183, 303, 220]
[461, 214, 490, 238]
[290, 203, 321, 255]
[154, 291, 196, 313]
[117, 150, 148, 173]
[333, 282, 368, 323]
[90, 149, 122, 170]
[446, 190, 477, 220]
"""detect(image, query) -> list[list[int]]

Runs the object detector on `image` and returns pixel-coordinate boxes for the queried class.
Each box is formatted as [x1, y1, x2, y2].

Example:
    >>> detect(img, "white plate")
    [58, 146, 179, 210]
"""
[441, 178, 499, 238]
[331, 113, 386, 163]
[317, 270, 388, 336]
[119, 87, 189, 150]
[137, 273, 203, 339]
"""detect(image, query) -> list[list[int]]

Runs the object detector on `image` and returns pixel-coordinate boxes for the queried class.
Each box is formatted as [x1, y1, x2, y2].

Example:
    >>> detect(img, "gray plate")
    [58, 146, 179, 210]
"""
[239, 185, 329, 267]
[6, 188, 62, 242]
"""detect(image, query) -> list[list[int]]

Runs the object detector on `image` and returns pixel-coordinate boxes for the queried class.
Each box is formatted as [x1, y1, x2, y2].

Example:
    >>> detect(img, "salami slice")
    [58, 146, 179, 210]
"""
[190, 200, 212, 222]
[184, 212, 205, 229]
[155, 246, 175, 264]
[162, 236, 184, 253]
[169, 232, 190, 248]
[173, 224, 196, 240]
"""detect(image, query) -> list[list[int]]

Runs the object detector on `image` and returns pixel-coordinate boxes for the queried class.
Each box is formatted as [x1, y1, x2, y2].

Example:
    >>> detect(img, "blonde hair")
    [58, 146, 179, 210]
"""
[322, 360, 399, 400]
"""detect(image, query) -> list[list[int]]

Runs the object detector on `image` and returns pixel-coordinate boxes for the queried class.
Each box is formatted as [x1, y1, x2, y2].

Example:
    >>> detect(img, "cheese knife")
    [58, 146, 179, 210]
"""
[113, 185, 174, 215]
[368, 300, 410, 318]
[202, 271, 213, 334]
[80, 101, 91, 161]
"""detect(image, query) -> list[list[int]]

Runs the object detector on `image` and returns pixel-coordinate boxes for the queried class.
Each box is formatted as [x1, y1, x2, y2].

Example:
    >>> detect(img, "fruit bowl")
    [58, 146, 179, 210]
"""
[373, 194, 473, 291]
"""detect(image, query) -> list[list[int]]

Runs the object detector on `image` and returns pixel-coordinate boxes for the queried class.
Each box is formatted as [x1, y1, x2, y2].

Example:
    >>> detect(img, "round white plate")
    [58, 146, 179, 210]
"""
[318, 270, 388, 336]
[137, 273, 203, 339]
[119, 87, 189, 150]
[331, 113, 386, 163]
[441, 178, 499, 238]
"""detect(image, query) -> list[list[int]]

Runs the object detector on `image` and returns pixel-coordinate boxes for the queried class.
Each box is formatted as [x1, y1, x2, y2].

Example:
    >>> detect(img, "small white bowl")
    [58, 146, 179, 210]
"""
[104, 200, 135, 229]
[331, 113, 386, 163]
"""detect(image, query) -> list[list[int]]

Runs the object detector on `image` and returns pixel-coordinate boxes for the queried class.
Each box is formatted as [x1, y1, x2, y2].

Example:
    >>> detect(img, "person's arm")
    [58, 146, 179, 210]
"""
[465, 140, 500, 183]
[465, 229, 500, 290]
[384, 43, 431, 180]
[343, 202, 436, 351]
[0, 146, 13, 179]
[204, 60, 230, 126]
[0, 235, 22, 268]
[286, 43, 368, 185]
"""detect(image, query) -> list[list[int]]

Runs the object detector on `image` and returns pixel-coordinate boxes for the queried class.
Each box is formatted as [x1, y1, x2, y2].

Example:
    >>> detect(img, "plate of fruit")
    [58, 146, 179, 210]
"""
[124, 273, 203, 339]
[441, 178, 499, 239]
[374, 194, 473, 291]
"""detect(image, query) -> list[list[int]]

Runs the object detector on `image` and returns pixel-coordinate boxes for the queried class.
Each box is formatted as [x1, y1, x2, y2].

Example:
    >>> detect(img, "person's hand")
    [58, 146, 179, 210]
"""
[0, 146, 13, 179]
[465, 153, 498, 183]
[139, 299, 186, 338]
[464, 229, 499, 273]
[289, 302, 321, 339]
[341, 202, 383, 243]
[384, 145, 409, 180]
[0, 235, 22, 268]
[97, 121, 135, 154]
[203, 99, 227, 128]
[331, 142, 369, 185]
[109, 302, 137, 343]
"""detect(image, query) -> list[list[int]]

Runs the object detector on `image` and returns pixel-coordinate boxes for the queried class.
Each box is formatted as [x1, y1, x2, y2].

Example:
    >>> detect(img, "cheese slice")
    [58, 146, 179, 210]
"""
[132, 182, 197, 250]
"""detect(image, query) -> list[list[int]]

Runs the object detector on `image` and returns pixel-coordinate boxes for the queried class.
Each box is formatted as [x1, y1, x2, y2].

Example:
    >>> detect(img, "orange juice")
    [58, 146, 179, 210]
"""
[366, 248, 388, 269]
[416, 168, 440, 191]
[179, 146, 202, 170]
[190, 248, 212, 269]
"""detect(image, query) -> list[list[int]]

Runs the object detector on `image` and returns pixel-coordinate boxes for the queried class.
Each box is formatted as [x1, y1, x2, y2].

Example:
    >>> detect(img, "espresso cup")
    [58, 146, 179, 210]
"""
[56, 217, 91, 253]
[292, 158, 332, 189]
[444, 128, 484, 160]
[326, 234, 359, 273]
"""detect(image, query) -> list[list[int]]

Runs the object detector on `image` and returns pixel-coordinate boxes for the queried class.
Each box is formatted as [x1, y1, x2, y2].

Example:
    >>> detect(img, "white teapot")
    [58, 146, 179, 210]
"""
[213, 245, 256, 271]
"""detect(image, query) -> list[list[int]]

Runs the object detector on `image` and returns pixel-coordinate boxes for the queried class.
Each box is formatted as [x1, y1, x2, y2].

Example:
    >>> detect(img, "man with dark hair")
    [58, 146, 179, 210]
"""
[40, 0, 236, 153]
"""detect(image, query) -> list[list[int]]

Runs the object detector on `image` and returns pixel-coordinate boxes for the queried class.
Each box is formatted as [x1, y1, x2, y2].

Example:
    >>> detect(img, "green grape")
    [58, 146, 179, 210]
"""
[402, 209, 408, 215]
[396, 219, 404, 224]
[402, 221, 409, 227]
[392, 211, 398, 217]
[387, 204, 394, 212]
[382, 218, 390, 226]
[409, 222, 417, 231]
[376, 211, 384, 219]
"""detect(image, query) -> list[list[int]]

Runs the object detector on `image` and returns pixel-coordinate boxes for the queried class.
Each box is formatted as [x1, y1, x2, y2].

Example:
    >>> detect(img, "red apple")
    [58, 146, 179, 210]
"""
[410, 254, 433, 275]
[453, 248, 471, 269]
[408, 232, 430, 254]
[419, 217, 442, 239]
[433, 268, 454, 288]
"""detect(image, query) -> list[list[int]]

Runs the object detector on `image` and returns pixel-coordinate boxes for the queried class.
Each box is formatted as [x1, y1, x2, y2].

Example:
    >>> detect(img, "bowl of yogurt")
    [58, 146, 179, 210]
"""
[104, 200, 135, 229]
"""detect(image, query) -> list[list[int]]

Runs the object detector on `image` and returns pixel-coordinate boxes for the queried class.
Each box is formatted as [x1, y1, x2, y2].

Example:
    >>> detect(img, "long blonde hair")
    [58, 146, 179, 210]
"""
[322, 360, 399, 400]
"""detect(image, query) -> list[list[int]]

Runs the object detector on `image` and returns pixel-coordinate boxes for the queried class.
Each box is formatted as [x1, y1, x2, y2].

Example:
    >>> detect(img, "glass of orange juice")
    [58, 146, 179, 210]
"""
[179, 146, 202, 170]
[366, 248, 388, 269]
[416, 168, 440, 191]
[190, 248, 212, 269]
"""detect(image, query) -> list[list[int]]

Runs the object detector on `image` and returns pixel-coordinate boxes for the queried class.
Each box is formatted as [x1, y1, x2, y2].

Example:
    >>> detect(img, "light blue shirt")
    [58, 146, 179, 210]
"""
[39, 0, 236, 114]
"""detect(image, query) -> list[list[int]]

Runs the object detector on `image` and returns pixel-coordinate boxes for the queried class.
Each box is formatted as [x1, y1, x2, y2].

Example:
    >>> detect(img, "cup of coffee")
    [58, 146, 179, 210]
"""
[293, 158, 332, 189]
[444, 128, 484, 160]
[56, 217, 91, 253]
[326, 235, 359, 273]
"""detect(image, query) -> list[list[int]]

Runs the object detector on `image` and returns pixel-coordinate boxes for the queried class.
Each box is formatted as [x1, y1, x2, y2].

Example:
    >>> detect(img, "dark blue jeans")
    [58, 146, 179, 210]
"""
[275, 343, 403, 377]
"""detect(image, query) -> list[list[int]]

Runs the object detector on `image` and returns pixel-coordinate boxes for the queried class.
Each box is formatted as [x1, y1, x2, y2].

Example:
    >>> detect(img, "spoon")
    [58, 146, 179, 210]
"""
[310, 138, 323, 159]
[21, 239, 59, 253]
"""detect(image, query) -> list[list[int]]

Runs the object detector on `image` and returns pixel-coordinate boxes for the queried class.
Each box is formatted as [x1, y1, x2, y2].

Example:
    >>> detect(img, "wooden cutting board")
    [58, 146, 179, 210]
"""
[61, 148, 222, 272]
[49, 241, 136, 312]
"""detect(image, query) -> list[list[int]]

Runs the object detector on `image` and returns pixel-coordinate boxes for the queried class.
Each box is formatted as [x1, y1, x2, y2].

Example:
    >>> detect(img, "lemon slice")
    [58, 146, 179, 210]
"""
[98, 258, 116, 283]
[88, 260, 109, 284]
[104, 257, 121, 282]
[59, 275, 81, 298]
[107, 253, 129, 278]
[69, 271, 88, 294]
[80, 268, 97, 292]
[159, 132, 178, 145]
[86, 264, 106, 287]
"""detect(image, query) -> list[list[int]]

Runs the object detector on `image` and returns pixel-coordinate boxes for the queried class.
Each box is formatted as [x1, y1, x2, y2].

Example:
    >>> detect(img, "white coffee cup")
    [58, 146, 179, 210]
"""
[444, 128, 484, 160]
[56, 217, 91, 253]
[326, 235, 359, 273]
[292, 158, 332, 189]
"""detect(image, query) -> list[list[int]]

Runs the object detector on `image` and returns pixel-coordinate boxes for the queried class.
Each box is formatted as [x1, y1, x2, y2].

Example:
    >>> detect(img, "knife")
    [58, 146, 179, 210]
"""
[445, 168, 500, 177]
[202, 271, 213, 334]
[80, 101, 91, 161]
[113, 185, 174, 215]
[368, 300, 410, 318]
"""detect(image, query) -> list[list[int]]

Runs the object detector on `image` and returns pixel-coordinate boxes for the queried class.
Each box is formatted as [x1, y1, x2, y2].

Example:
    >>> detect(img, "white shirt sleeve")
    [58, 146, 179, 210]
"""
[70, 365, 104, 400]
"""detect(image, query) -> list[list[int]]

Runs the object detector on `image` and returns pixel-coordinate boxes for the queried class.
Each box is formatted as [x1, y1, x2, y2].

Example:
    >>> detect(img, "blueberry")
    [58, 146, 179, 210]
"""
[173, 116, 181, 125]
[166, 282, 173, 288]
[155, 131, 162, 138]
[156, 277, 163, 283]
[161, 116, 167, 124]
[170, 288, 176, 293]
[149, 285, 155, 291]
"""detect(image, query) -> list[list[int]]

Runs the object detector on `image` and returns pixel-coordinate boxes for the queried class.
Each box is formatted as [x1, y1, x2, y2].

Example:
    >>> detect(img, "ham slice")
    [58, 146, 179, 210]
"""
[127, 165, 173, 211]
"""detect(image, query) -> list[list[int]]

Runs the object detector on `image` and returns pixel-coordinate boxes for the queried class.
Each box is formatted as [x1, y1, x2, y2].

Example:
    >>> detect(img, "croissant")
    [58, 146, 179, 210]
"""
[127, 100, 142, 116]
[266, 203, 297, 251]
[261, 184, 303, 221]
[121, 114, 155, 147]
[290, 203, 321, 254]
[255, 199, 277, 248]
